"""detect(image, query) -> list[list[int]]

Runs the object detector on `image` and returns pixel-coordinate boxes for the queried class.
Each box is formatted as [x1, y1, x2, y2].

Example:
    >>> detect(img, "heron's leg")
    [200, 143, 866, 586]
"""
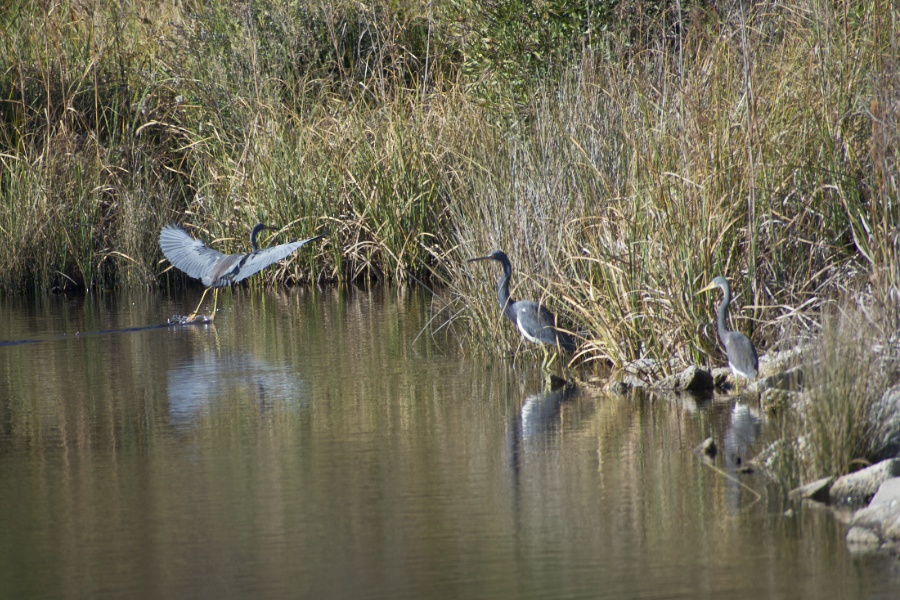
[209, 288, 221, 320]
[540, 344, 556, 371]
[188, 287, 212, 319]
[729, 367, 742, 393]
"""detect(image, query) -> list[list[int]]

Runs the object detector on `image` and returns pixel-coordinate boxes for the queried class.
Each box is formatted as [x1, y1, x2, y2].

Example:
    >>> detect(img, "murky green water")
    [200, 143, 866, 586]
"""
[1, 287, 897, 599]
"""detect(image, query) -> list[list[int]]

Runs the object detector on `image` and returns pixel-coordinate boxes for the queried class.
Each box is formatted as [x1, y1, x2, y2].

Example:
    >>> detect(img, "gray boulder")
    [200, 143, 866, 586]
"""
[656, 366, 714, 391]
[846, 477, 900, 551]
[830, 459, 900, 505]
[869, 383, 900, 461]
[788, 476, 834, 503]
[747, 365, 805, 395]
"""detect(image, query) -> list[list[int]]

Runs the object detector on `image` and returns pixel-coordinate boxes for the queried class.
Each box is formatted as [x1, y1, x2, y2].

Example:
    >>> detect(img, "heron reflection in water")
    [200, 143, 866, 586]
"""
[696, 276, 759, 386]
[468, 250, 576, 366]
[159, 223, 328, 321]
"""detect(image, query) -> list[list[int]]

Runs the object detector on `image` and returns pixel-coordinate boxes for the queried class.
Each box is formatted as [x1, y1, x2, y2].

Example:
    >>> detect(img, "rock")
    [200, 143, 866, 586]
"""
[753, 439, 788, 473]
[788, 476, 834, 503]
[168, 314, 210, 325]
[747, 365, 805, 394]
[605, 374, 647, 395]
[710, 367, 732, 387]
[760, 388, 799, 413]
[761, 344, 815, 377]
[869, 383, 900, 461]
[846, 526, 882, 551]
[709, 367, 761, 392]
[624, 358, 662, 378]
[607, 380, 630, 395]
[547, 375, 568, 390]
[884, 514, 900, 541]
[656, 366, 714, 391]
[830, 459, 900, 505]
[844, 477, 900, 553]
[694, 437, 717, 458]
[869, 477, 900, 507]
[850, 499, 897, 529]
[623, 374, 647, 388]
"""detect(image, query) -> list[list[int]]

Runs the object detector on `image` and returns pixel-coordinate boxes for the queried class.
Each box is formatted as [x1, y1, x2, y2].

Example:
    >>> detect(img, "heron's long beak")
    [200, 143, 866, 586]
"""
[468, 255, 494, 263]
[695, 281, 719, 295]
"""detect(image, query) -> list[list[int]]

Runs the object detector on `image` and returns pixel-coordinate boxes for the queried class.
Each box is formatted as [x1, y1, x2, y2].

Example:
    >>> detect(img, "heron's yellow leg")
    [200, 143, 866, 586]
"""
[208, 289, 219, 321]
[541, 344, 557, 371]
[188, 287, 212, 319]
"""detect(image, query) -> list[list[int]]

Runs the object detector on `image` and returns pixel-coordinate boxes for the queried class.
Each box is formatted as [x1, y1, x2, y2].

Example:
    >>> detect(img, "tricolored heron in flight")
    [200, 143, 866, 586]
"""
[159, 223, 328, 320]
[468, 250, 576, 362]
[696, 276, 759, 384]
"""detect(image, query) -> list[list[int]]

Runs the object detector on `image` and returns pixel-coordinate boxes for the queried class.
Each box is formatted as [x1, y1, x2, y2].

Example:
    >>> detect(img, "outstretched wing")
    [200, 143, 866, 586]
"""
[159, 224, 227, 284]
[230, 231, 328, 283]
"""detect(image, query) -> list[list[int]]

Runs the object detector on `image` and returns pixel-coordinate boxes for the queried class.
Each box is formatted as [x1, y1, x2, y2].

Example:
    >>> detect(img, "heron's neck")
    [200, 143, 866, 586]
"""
[717, 289, 731, 340]
[497, 262, 512, 311]
[249, 225, 266, 252]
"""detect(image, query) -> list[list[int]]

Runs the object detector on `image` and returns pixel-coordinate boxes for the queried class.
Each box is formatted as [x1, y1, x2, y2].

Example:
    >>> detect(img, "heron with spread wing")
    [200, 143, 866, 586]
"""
[159, 223, 328, 321]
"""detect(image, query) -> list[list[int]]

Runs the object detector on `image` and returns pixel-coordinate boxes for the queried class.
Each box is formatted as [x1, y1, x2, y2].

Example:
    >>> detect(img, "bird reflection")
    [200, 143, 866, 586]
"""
[520, 377, 573, 446]
[166, 350, 309, 427]
[507, 377, 575, 484]
[724, 403, 763, 472]
[723, 402, 764, 512]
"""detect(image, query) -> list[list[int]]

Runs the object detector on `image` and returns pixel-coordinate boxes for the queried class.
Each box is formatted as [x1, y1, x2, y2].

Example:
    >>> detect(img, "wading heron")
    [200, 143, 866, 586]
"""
[468, 250, 576, 364]
[159, 223, 328, 320]
[696, 276, 759, 383]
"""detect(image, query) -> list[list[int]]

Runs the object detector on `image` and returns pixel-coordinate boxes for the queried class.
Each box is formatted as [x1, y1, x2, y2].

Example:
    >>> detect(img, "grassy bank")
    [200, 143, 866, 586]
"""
[1, 1, 898, 378]
[0, 0, 456, 290]
[445, 2, 899, 373]
[766, 292, 900, 488]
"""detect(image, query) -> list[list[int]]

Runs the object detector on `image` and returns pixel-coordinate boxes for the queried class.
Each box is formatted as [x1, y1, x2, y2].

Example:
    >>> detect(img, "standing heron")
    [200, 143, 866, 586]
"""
[468, 250, 576, 362]
[696, 276, 759, 383]
[159, 223, 328, 320]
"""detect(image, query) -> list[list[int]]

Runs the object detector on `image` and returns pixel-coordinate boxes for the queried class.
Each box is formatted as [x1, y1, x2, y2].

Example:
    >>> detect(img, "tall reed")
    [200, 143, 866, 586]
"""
[769, 296, 899, 487]
[442, 2, 899, 372]
[0, 1, 897, 380]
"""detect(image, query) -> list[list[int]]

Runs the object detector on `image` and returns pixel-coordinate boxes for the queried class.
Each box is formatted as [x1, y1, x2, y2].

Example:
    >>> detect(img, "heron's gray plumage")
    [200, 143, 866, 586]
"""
[159, 225, 227, 284]
[160, 224, 326, 288]
[698, 276, 759, 381]
[469, 250, 576, 353]
[159, 223, 327, 319]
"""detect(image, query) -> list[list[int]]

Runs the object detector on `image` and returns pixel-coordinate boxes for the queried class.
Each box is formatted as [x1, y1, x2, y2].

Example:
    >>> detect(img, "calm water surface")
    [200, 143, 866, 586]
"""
[1, 287, 898, 599]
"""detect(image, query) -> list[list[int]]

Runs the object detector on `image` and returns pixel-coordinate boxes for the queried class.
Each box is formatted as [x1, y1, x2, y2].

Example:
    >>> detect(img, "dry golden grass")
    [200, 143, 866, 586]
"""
[0, 1, 897, 381]
[443, 3, 899, 373]
[768, 293, 900, 487]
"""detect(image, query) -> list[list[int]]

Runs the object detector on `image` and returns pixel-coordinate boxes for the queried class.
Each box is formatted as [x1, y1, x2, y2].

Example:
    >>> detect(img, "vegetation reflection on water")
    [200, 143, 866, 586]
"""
[0, 288, 896, 599]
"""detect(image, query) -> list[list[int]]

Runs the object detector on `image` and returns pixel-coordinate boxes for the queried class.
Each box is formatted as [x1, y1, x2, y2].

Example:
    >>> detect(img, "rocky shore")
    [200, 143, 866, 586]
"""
[594, 343, 900, 556]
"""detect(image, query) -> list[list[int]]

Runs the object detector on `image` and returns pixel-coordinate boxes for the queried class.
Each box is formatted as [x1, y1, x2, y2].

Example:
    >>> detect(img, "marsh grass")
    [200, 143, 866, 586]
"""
[0, 0, 451, 292]
[769, 294, 900, 487]
[443, 2, 899, 373]
[1, 1, 898, 379]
